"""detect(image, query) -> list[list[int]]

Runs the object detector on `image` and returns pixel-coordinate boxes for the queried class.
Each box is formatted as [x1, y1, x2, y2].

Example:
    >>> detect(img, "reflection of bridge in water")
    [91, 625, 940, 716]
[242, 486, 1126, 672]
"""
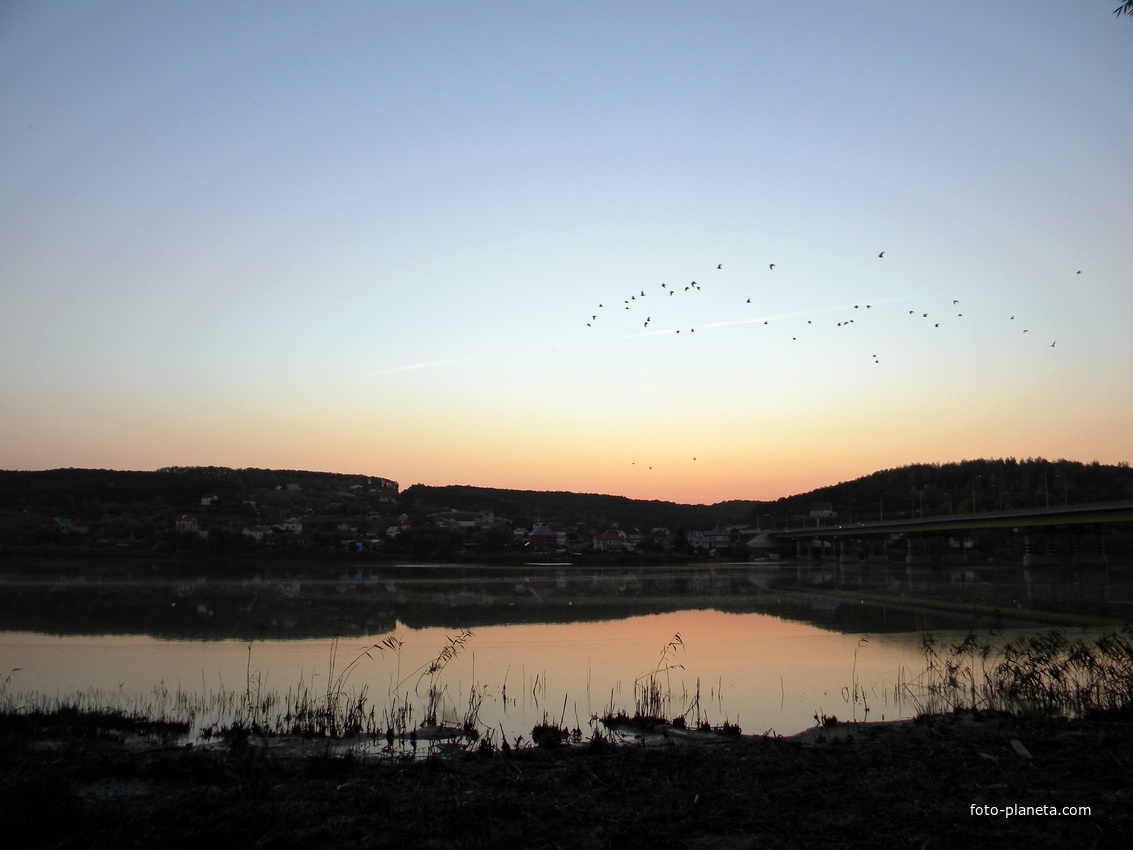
[768, 500, 1133, 608]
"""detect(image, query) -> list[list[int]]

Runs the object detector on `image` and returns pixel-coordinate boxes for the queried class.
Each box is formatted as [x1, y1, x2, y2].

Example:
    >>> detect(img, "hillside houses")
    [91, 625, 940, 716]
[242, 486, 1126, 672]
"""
[0, 467, 765, 559]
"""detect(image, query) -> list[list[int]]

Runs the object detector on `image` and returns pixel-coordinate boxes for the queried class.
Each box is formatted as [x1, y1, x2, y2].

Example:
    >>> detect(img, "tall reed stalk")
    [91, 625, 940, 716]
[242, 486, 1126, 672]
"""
[914, 626, 1133, 718]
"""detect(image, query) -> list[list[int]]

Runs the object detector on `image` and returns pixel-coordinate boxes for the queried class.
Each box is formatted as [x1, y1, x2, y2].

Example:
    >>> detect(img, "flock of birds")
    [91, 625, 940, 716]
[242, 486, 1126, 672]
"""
[580, 250, 1072, 473]
[583, 252, 1065, 362]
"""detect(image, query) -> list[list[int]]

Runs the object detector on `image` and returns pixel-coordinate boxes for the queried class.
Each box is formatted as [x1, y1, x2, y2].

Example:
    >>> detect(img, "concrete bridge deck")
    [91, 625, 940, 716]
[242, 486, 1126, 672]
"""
[771, 499, 1133, 539]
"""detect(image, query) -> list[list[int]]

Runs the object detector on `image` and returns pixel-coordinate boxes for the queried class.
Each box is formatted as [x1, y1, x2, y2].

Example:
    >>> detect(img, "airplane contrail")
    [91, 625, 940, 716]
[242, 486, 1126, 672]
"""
[366, 358, 462, 376]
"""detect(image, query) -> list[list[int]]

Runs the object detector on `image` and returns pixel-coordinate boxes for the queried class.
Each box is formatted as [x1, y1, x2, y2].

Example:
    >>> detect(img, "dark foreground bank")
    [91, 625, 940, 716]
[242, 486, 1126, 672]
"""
[1, 709, 1128, 849]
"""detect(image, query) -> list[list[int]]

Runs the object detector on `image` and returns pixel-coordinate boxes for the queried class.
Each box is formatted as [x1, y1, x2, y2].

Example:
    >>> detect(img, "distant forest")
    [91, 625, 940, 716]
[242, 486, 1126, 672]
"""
[393, 457, 1133, 530]
[1, 457, 1131, 536]
[0, 467, 396, 515]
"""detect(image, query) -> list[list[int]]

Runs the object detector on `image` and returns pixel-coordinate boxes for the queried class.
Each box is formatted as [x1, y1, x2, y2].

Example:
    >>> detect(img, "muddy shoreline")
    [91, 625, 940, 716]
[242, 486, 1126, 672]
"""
[3, 708, 1128, 848]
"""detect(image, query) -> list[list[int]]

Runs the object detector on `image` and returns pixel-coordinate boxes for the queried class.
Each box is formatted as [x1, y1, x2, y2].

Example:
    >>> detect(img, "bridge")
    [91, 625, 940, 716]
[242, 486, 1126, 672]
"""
[768, 499, 1133, 567]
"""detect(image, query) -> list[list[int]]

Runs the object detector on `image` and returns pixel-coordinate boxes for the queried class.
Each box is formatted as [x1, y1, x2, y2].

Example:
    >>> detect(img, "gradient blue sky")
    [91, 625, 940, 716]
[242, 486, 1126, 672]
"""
[2, 1, 1131, 503]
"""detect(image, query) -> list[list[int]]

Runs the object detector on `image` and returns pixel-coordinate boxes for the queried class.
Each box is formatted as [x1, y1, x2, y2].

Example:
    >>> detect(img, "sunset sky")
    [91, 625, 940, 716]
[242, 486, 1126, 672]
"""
[2, 2, 1131, 504]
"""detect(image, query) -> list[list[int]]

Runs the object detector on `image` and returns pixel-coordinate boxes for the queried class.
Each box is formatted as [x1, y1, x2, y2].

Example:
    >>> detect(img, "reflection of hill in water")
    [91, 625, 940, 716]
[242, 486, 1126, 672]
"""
[1, 563, 1121, 639]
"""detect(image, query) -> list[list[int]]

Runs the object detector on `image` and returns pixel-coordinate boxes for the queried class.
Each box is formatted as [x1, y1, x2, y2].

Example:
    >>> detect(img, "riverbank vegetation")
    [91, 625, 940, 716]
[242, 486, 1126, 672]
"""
[3, 626, 1132, 848]
[5, 626, 1132, 757]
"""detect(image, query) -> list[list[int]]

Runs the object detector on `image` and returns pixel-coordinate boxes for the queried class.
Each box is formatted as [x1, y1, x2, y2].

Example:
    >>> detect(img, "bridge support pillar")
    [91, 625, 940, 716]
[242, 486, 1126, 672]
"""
[905, 536, 931, 565]
[838, 539, 863, 585]
[795, 539, 813, 582]
[1023, 534, 1057, 567]
[867, 539, 889, 563]
[1072, 533, 1108, 567]
[941, 534, 967, 564]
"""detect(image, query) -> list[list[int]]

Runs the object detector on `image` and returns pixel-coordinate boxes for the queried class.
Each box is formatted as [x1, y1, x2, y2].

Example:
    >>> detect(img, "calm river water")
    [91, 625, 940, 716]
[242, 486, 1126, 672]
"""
[0, 561, 1118, 746]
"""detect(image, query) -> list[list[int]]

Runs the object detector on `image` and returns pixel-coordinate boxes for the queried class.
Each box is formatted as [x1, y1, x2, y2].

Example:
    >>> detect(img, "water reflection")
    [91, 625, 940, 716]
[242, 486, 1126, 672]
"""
[5, 559, 1128, 641]
[3, 611, 954, 743]
[1, 560, 1126, 745]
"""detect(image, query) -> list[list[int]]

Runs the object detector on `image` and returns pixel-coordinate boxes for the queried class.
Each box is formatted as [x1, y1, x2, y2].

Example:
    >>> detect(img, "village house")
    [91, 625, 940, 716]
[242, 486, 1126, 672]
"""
[275, 517, 303, 534]
[430, 510, 499, 530]
[527, 523, 559, 551]
[592, 528, 629, 552]
[622, 527, 647, 549]
[689, 528, 732, 554]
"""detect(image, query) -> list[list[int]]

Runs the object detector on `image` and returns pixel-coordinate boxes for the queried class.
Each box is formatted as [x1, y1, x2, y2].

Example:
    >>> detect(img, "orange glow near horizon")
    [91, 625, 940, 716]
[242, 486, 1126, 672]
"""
[3, 4, 1132, 505]
[5, 406, 1132, 505]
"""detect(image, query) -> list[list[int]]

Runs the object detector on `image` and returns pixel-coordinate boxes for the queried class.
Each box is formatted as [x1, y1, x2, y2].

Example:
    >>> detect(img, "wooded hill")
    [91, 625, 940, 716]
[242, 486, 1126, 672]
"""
[2, 457, 1131, 536]
[0, 467, 397, 516]
[403, 457, 1133, 530]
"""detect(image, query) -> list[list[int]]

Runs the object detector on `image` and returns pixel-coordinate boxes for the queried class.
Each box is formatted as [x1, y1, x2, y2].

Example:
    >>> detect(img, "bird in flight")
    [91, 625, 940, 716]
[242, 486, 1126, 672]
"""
[717, 264, 723, 269]
[878, 251, 885, 258]
[769, 263, 775, 270]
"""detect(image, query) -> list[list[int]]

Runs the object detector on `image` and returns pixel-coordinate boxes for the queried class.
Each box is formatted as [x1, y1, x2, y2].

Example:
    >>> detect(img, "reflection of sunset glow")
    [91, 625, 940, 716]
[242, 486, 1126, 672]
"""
[2, 612, 1003, 738]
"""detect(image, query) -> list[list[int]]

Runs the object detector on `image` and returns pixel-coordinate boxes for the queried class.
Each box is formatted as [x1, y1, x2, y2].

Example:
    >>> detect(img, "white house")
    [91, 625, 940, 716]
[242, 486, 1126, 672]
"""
[276, 517, 303, 534]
